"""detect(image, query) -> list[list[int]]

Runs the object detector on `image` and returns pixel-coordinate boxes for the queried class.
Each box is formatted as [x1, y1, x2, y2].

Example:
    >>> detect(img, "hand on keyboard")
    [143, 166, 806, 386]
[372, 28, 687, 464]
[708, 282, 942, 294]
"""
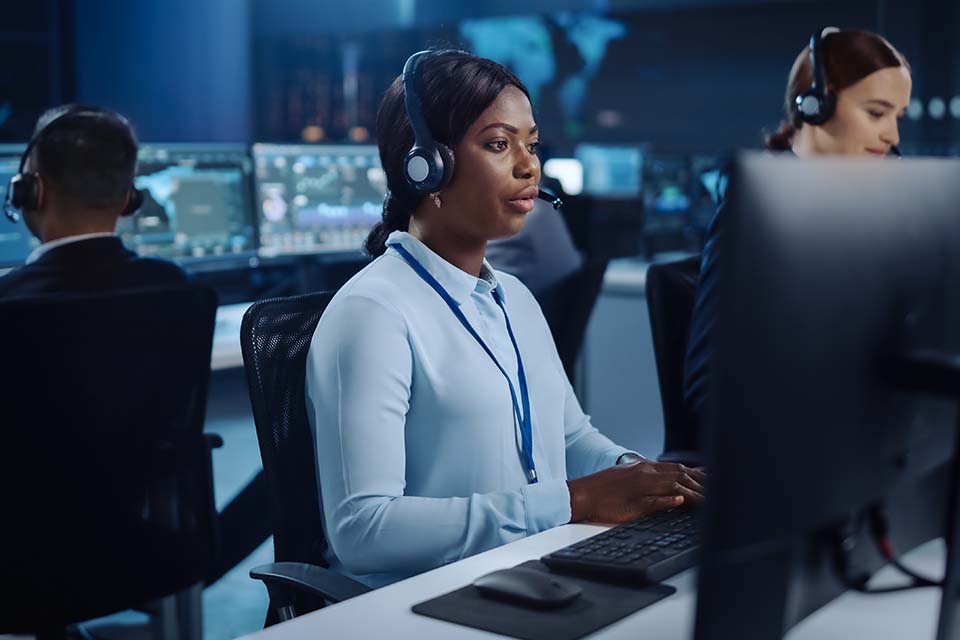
[566, 461, 705, 524]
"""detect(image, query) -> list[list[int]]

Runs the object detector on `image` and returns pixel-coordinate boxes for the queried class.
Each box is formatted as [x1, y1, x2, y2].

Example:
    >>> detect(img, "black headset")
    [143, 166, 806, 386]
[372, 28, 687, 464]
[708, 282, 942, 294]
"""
[401, 50, 457, 193]
[4, 106, 143, 223]
[794, 28, 838, 126]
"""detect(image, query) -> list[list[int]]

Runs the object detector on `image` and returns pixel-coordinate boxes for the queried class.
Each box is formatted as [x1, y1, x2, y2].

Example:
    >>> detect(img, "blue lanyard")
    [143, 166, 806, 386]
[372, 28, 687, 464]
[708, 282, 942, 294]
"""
[392, 243, 538, 483]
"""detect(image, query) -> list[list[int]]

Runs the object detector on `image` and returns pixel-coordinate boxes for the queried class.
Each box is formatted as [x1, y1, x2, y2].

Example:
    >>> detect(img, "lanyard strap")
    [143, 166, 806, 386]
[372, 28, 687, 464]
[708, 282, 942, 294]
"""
[392, 243, 537, 483]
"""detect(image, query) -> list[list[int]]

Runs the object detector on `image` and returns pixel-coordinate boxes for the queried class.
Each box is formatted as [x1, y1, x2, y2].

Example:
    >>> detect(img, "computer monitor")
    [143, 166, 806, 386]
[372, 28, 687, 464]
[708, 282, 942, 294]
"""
[574, 144, 643, 199]
[117, 144, 257, 267]
[688, 154, 728, 232]
[643, 155, 692, 216]
[542, 157, 583, 196]
[252, 143, 387, 257]
[694, 153, 960, 639]
[0, 144, 39, 268]
[641, 154, 698, 255]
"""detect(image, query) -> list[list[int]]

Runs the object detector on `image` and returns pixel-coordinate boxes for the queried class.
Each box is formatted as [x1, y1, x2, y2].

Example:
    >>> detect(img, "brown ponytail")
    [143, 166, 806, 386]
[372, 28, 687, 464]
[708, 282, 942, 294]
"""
[765, 121, 798, 151]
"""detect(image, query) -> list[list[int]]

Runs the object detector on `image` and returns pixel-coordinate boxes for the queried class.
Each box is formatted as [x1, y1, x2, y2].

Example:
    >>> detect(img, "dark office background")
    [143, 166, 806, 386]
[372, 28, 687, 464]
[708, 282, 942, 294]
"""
[2, 3, 958, 636]
[2, 0, 958, 155]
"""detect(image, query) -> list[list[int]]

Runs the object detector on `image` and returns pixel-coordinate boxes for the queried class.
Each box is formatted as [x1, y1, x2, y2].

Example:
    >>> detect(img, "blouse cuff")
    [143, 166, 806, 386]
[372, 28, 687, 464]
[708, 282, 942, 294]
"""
[521, 478, 572, 533]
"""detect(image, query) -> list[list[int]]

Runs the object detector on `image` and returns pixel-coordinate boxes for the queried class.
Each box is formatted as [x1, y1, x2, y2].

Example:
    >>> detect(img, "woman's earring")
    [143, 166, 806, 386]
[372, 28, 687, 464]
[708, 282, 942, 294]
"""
[430, 192, 442, 208]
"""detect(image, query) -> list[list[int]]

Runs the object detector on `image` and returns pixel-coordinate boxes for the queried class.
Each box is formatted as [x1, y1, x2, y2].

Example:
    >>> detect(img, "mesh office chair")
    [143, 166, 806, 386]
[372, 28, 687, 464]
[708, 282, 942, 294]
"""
[240, 292, 371, 624]
[645, 256, 703, 465]
[0, 286, 221, 640]
[537, 259, 610, 384]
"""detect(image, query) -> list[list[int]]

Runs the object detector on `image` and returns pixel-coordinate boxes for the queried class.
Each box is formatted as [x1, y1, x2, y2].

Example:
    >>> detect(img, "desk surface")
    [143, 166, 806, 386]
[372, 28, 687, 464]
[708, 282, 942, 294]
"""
[212, 302, 252, 370]
[207, 255, 679, 371]
[238, 524, 944, 640]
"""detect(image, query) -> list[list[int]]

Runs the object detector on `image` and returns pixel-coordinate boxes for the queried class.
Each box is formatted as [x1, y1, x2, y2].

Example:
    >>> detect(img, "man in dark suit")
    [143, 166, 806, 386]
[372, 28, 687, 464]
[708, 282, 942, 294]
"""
[0, 106, 280, 590]
[0, 104, 186, 296]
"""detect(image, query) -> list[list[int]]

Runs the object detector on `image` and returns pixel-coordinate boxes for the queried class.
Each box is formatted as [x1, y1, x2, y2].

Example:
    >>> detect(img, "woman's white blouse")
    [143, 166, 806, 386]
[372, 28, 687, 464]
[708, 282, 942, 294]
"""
[305, 231, 632, 587]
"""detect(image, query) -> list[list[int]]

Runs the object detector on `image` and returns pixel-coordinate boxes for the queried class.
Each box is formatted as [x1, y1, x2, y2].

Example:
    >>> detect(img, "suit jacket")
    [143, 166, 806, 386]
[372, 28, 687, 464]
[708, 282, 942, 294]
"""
[0, 236, 187, 297]
[683, 151, 789, 429]
[682, 200, 723, 430]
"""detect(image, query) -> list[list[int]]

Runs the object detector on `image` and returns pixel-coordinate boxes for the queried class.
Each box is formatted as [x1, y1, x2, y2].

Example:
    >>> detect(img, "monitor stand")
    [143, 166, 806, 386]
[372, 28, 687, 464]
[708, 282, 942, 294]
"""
[937, 442, 960, 640]
[898, 350, 960, 640]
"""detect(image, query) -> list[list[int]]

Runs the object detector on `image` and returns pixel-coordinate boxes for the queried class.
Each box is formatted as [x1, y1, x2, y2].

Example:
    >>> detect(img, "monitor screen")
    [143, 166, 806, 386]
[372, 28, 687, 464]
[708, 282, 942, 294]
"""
[643, 155, 692, 215]
[689, 154, 728, 231]
[117, 144, 257, 264]
[542, 158, 583, 196]
[0, 145, 39, 268]
[574, 144, 643, 199]
[252, 144, 387, 257]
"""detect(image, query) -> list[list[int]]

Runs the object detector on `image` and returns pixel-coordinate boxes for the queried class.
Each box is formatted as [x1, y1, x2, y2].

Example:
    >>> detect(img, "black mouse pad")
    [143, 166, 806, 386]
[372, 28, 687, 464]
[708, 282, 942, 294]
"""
[411, 560, 676, 640]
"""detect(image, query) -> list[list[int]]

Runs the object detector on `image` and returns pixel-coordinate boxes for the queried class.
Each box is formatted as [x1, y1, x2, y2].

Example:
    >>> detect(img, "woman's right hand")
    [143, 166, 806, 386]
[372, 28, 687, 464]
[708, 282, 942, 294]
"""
[566, 460, 706, 524]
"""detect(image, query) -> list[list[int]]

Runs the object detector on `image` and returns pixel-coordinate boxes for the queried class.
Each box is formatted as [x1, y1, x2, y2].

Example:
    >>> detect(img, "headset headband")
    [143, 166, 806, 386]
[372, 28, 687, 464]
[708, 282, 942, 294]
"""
[400, 49, 460, 193]
[402, 52, 436, 155]
[809, 27, 840, 97]
[18, 107, 130, 175]
[808, 33, 825, 96]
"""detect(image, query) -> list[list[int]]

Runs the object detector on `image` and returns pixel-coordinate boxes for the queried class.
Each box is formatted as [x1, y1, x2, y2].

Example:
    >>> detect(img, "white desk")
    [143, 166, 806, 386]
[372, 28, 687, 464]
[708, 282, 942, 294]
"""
[211, 302, 253, 370]
[601, 252, 696, 297]
[238, 525, 945, 640]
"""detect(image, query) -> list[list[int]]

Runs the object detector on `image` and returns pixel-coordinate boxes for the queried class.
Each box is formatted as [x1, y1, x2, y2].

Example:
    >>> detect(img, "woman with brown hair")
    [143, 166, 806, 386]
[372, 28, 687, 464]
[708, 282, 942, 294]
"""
[683, 28, 912, 436]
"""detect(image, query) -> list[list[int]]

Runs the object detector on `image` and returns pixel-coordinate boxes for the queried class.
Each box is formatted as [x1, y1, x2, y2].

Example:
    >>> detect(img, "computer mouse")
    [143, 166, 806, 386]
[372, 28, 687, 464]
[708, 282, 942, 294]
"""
[473, 566, 582, 609]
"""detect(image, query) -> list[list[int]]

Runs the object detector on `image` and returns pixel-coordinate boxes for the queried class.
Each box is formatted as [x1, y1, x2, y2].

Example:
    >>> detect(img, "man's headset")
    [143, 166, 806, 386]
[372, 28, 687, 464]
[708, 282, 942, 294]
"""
[4, 106, 143, 223]
[400, 50, 563, 208]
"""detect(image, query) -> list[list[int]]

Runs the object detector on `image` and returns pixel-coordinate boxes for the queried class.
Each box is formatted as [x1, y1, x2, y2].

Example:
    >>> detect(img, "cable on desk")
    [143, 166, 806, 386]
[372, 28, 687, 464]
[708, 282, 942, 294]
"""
[832, 504, 943, 594]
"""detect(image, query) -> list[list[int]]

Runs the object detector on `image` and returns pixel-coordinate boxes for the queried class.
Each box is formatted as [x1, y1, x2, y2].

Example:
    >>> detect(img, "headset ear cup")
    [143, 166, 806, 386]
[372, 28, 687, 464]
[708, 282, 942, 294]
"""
[437, 143, 455, 190]
[10, 173, 41, 212]
[795, 91, 833, 126]
[9, 175, 25, 210]
[404, 148, 434, 192]
[122, 187, 144, 217]
[818, 92, 836, 123]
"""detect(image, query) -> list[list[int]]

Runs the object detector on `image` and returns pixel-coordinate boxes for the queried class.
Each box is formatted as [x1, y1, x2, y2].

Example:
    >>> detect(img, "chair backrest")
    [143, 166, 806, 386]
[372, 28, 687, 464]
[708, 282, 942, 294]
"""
[537, 259, 610, 383]
[645, 256, 702, 453]
[0, 285, 218, 630]
[240, 292, 334, 570]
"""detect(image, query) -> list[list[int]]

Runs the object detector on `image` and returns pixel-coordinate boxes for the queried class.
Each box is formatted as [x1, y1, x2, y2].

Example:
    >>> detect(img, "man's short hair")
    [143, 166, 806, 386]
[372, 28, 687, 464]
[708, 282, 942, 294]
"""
[29, 104, 138, 211]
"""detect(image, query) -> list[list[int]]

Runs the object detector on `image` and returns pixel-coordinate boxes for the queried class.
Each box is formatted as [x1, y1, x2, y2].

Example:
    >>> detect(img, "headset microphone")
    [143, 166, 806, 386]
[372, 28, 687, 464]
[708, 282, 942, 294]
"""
[537, 187, 563, 210]
[891, 145, 902, 159]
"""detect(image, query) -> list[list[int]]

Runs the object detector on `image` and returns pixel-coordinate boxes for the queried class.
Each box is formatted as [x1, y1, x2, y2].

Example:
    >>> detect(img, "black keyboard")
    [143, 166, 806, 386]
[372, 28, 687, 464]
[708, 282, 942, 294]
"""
[541, 508, 699, 583]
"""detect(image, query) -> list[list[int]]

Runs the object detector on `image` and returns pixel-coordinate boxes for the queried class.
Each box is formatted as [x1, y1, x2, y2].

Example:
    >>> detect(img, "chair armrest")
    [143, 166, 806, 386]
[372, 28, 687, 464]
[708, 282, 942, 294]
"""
[203, 433, 224, 449]
[200, 433, 222, 568]
[251, 562, 371, 603]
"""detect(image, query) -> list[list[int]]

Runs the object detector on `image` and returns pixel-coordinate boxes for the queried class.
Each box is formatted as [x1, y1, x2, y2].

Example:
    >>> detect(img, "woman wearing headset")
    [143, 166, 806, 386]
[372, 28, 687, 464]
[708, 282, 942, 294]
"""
[683, 28, 912, 432]
[306, 50, 705, 588]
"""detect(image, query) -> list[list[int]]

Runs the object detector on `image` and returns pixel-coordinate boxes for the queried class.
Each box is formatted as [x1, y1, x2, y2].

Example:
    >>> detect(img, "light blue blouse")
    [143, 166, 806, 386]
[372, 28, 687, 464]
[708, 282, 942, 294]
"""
[305, 230, 633, 588]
